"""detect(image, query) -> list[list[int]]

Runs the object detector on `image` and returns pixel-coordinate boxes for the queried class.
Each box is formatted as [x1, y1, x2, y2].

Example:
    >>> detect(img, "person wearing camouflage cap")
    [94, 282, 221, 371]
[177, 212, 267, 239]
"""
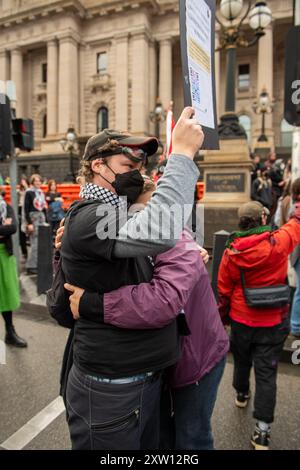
[82, 129, 159, 163]
[57, 108, 205, 450]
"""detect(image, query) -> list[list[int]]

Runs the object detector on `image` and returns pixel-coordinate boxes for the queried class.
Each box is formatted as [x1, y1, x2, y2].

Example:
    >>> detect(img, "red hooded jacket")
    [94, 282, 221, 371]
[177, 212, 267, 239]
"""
[218, 208, 300, 327]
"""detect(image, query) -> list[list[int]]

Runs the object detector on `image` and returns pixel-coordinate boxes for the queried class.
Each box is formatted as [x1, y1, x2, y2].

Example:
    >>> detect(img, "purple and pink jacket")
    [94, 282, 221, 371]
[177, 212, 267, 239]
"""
[104, 230, 229, 388]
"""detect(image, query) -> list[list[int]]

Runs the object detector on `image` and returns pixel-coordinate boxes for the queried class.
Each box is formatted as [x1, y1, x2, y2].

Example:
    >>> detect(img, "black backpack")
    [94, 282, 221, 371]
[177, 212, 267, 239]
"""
[46, 200, 98, 328]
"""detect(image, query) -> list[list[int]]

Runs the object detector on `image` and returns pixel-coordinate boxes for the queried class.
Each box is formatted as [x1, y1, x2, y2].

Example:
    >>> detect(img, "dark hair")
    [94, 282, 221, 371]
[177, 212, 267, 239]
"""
[19, 175, 29, 191]
[292, 178, 300, 202]
[48, 179, 57, 192]
[238, 216, 261, 231]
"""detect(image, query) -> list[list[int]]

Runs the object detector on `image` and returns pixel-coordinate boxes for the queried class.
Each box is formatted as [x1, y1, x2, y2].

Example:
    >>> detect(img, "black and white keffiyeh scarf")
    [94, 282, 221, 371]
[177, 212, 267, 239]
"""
[79, 183, 127, 210]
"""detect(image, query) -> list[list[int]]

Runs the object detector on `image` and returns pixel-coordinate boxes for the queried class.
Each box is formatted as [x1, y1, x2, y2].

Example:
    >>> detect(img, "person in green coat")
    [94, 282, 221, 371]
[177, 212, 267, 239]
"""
[0, 188, 27, 347]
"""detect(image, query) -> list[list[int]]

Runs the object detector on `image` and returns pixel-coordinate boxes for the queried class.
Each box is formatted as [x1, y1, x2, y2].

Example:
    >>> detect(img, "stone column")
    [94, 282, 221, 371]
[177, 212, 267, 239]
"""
[257, 25, 273, 139]
[58, 36, 79, 134]
[159, 38, 172, 109]
[149, 40, 157, 135]
[159, 37, 172, 139]
[131, 31, 149, 134]
[79, 43, 85, 135]
[115, 33, 129, 130]
[215, 32, 221, 120]
[10, 48, 23, 117]
[47, 39, 58, 136]
[0, 50, 9, 83]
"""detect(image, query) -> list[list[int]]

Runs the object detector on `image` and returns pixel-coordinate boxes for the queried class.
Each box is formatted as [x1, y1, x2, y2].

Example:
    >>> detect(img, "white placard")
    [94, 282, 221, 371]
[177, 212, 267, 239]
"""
[186, 0, 215, 129]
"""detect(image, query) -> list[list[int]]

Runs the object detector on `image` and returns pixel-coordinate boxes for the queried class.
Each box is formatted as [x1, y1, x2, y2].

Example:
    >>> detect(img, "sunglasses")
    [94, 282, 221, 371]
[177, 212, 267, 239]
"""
[120, 146, 147, 162]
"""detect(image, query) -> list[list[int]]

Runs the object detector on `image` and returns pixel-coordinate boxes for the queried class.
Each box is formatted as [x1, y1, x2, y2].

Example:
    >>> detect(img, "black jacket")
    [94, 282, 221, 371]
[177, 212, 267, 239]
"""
[269, 167, 284, 197]
[0, 204, 17, 256]
[61, 199, 179, 378]
[24, 189, 47, 224]
[251, 178, 273, 209]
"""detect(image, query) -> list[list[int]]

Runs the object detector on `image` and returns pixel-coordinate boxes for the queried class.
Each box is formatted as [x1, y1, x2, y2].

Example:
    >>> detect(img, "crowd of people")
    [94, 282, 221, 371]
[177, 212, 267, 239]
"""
[0, 177, 65, 347]
[250, 152, 292, 218]
[0, 109, 300, 451]
[15, 175, 65, 274]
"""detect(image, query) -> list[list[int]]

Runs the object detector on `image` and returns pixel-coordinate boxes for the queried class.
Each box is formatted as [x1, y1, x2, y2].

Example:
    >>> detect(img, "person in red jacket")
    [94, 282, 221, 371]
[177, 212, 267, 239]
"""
[218, 200, 300, 450]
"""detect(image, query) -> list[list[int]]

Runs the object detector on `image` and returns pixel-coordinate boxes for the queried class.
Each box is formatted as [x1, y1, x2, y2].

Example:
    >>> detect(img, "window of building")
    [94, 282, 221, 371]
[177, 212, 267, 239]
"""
[239, 114, 251, 142]
[42, 114, 47, 138]
[97, 52, 107, 74]
[31, 165, 40, 174]
[238, 64, 250, 90]
[97, 107, 108, 132]
[281, 118, 294, 148]
[42, 63, 47, 83]
[19, 165, 28, 177]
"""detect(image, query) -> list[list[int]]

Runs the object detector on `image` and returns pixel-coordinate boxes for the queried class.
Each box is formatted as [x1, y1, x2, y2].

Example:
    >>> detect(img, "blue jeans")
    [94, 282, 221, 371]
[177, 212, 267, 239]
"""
[160, 356, 226, 450]
[291, 258, 300, 335]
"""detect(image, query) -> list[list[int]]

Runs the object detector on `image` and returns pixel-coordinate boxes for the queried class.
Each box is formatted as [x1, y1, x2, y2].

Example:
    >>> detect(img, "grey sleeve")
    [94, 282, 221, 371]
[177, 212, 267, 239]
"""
[113, 154, 199, 258]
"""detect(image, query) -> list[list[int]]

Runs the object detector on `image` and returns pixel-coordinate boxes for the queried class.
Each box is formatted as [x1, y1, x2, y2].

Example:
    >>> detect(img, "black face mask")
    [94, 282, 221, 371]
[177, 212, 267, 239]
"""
[103, 164, 144, 204]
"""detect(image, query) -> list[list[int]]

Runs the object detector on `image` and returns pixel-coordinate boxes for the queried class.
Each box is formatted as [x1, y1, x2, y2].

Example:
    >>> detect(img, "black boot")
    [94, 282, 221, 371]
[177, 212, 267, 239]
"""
[5, 325, 28, 348]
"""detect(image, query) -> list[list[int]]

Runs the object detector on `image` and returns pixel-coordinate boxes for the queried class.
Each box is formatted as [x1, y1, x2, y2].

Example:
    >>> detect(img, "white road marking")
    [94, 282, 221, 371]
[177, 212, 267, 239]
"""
[0, 396, 65, 450]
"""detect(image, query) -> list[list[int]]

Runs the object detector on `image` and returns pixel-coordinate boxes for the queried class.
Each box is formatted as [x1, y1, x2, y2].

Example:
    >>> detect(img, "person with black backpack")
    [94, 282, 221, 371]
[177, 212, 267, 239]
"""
[218, 201, 300, 450]
[52, 107, 204, 450]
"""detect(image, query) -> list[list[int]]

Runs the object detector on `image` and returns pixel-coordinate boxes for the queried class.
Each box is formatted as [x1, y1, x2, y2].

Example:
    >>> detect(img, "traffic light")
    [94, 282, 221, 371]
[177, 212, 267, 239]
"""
[0, 94, 12, 160]
[13, 118, 34, 151]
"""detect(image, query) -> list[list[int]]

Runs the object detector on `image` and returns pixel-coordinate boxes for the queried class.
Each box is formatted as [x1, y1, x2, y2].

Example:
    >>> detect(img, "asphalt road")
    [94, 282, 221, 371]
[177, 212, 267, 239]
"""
[0, 308, 299, 451]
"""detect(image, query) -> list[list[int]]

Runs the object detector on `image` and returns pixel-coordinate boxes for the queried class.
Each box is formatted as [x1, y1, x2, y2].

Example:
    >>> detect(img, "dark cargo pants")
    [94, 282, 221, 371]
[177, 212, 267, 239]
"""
[230, 319, 289, 423]
[66, 364, 161, 450]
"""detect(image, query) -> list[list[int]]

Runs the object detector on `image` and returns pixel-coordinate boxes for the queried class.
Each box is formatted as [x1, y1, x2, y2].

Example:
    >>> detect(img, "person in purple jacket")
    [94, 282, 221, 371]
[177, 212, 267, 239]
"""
[64, 180, 229, 450]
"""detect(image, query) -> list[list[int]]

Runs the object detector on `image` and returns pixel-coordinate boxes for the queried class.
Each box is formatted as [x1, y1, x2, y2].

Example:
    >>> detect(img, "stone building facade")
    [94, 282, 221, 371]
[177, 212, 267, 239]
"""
[0, 0, 295, 181]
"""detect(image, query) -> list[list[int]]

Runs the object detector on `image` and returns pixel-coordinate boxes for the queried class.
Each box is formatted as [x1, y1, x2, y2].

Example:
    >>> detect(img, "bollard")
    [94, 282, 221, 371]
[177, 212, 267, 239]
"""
[211, 230, 229, 300]
[37, 225, 53, 295]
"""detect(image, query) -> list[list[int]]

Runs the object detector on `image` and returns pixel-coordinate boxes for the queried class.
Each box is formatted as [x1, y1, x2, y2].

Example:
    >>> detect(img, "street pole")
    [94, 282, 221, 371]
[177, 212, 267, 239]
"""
[258, 111, 268, 142]
[225, 47, 236, 113]
[9, 121, 20, 270]
[155, 120, 160, 141]
[70, 149, 73, 183]
[292, 0, 300, 180]
[4, 82, 20, 268]
[219, 44, 247, 139]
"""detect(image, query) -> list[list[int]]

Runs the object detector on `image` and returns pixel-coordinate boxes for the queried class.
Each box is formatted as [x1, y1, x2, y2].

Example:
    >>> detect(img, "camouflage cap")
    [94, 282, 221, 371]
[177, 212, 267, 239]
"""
[83, 129, 158, 161]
